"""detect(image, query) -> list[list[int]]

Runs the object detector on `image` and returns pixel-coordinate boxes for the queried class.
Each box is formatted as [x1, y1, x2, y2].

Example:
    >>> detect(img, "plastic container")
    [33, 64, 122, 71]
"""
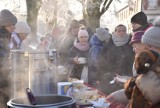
[57, 82, 73, 96]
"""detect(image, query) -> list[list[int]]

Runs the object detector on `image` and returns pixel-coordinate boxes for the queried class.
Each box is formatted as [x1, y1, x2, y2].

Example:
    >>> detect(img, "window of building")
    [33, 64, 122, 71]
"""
[143, 0, 159, 10]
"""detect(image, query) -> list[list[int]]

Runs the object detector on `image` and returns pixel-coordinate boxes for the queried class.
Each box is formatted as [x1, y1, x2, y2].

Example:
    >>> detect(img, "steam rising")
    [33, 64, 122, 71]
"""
[10, 50, 58, 100]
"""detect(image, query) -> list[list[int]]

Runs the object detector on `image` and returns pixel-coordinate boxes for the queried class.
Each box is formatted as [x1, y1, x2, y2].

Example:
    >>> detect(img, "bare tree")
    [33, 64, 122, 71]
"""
[78, 0, 120, 31]
[0, 0, 23, 13]
[26, 0, 42, 42]
[39, 0, 72, 32]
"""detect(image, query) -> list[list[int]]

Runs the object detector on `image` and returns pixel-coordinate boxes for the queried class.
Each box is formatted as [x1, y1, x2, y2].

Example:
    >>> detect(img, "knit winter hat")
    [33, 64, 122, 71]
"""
[131, 12, 148, 26]
[142, 16, 160, 48]
[78, 29, 89, 38]
[14, 21, 31, 36]
[130, 31, 144, 45]
[95, 27, 110, 41]
[69, 20, 80, 29]
[0, 9, 17, 27]
[142, 26, 160, 48]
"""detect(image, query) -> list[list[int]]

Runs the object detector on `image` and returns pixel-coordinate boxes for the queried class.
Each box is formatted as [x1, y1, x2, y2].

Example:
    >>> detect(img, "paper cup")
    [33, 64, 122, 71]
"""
[78, 57, 86, 64]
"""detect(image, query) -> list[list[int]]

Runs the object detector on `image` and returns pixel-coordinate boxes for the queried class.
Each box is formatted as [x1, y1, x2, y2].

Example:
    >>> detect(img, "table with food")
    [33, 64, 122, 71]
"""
[57, 79, 110, 108]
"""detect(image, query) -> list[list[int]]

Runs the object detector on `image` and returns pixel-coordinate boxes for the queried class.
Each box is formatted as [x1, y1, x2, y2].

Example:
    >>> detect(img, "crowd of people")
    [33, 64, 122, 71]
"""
[1, 8, 160, 108]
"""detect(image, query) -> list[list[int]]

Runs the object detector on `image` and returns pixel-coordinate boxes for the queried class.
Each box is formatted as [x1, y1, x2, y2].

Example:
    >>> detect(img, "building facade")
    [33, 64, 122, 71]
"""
[116, 0, 160, 33]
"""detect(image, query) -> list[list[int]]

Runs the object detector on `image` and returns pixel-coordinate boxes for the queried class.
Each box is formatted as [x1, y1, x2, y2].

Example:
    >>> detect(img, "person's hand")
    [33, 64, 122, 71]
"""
[114, 74, 121, 82]
[73, 57, 79, 64]
[95, 80, 100, 86]
[94, 80, 101, 89]
[115, 74, 131, 83]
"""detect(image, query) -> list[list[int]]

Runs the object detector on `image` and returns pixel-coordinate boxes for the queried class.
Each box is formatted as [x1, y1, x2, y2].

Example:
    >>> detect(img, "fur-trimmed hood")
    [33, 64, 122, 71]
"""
[136, 57, 160, 105]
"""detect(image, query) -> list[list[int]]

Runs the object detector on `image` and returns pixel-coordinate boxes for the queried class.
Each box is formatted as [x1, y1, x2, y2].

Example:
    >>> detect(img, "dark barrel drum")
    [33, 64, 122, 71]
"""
[7, 95, 76, 108]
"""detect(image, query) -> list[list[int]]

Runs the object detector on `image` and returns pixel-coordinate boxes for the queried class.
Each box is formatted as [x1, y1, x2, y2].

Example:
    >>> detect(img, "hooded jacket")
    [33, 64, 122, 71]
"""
[88, 35, 106, 85]
[89, 35, 104, 66]
[125, 57, 160, 108]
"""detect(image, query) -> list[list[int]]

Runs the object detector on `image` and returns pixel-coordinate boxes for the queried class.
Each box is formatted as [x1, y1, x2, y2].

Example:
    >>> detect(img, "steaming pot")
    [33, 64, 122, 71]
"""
[7, 94, 76, 108]
[10, 50, 58, 98]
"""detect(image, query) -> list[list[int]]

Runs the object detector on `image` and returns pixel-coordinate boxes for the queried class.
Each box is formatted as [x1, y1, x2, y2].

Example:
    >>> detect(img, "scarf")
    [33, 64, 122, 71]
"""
[74, 40, 90, 51]
[112, 34, 130, 46]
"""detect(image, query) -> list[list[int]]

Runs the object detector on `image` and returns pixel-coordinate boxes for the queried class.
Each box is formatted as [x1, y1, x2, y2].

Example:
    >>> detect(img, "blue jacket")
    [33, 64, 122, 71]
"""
[88, 35, 105, 85]
[89, 35, 104, 66]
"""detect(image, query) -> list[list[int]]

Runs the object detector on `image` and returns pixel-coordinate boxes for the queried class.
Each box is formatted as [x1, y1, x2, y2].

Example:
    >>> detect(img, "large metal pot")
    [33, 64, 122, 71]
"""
[7, 95, 76, 108]
[10, 50, 58, 98]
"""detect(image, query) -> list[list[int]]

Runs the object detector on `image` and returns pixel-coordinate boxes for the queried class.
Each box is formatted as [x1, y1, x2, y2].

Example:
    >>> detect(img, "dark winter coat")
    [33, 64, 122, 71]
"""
[66, 46, 89, 79]
[0, 27, 10, 59]
[0, 27, 11, 107]
[97, 37, 134, 94]
[88, 35, 105, 85]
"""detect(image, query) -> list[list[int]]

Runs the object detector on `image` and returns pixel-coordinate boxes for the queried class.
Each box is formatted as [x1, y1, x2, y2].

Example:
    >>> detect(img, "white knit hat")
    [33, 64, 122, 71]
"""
[95, 27, 110, 41]
[14, 21, 31, 36]
[78, 30, 89, 38]
[142, 16, 160, 48]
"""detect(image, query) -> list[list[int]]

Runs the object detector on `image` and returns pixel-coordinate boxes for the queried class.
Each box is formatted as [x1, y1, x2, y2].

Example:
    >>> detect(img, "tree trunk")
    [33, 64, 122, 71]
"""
[85, 15, 101, 33]
[83, 0, 102, 31]
[81, 0, 113, 32]
[45, 0, 58, 32]
[26, 0, 42, 43]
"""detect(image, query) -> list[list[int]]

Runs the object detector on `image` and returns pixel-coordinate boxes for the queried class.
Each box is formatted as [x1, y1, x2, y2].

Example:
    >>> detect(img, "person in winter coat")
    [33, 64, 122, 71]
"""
[79, 19, 94, 40]
[106, 31, 147, 108]
[97, 24, 134, 95]
[105, 12, 152, 108]
[11, 21, 31, 49]
[0, 9, 17, 108]
[38, 25, 65, 50]
[131, 11, 152, 32]
[124, 50, 160, 108]
[66, 29, 90, 80]
[58, 20, 80, 65]
[124, 16, 160, 108]
[88, 27, 110, 86]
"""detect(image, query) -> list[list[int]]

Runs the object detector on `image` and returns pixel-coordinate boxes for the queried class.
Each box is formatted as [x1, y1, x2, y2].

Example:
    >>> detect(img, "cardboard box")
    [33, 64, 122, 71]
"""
[57, 82, 73, 96]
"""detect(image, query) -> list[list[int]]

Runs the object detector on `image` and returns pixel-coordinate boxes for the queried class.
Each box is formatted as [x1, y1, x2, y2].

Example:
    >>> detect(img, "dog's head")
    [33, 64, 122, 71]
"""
[134, 50, 159, 74]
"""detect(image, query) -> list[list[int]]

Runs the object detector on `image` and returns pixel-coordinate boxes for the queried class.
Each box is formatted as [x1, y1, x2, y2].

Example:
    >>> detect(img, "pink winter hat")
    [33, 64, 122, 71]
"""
[78, 30, 89, 38]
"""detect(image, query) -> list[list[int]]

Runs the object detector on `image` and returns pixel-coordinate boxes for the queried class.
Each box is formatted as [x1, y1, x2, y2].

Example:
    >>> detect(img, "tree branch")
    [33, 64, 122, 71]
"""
[101, 0, 113, 15]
